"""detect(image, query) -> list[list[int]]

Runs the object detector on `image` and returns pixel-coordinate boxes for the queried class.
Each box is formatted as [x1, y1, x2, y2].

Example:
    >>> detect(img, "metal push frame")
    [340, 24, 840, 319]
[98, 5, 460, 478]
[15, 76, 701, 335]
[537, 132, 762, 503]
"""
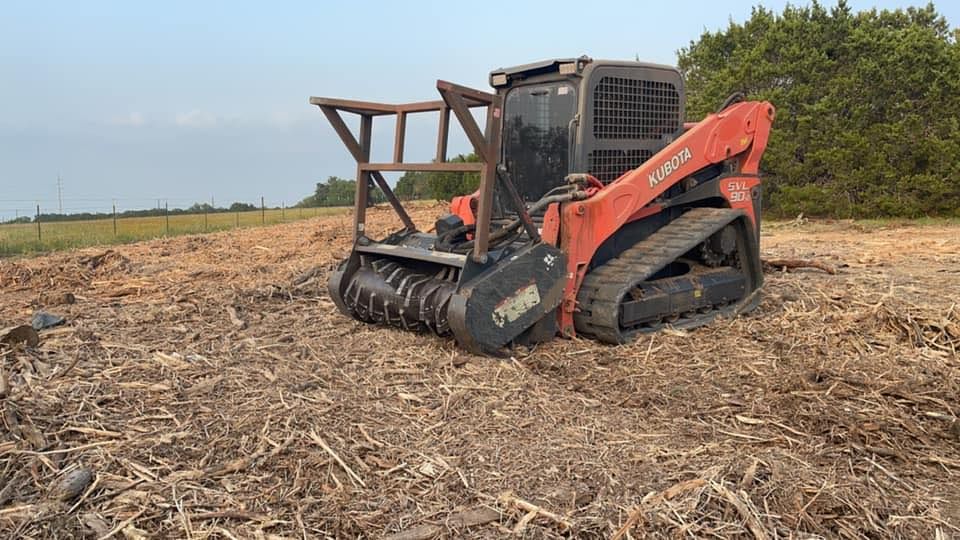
[310, 80, 503, 262]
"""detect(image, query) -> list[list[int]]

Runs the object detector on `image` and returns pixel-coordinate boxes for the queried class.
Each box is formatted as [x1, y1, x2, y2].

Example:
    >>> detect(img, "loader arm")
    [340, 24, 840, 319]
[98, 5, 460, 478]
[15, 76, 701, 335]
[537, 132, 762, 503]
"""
[552, 100, 776, 337]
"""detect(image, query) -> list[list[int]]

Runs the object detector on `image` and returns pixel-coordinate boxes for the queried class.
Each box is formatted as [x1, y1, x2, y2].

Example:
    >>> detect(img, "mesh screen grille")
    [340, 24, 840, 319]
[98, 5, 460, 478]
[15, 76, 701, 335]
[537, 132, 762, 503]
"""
[593, 77, 680, 139]
[588, 149, 652, 184]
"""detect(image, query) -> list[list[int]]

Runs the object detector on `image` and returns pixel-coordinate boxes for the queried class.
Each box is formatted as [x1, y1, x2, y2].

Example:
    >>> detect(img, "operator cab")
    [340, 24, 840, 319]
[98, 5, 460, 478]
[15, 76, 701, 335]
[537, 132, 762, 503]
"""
[490, 56, 686, 203]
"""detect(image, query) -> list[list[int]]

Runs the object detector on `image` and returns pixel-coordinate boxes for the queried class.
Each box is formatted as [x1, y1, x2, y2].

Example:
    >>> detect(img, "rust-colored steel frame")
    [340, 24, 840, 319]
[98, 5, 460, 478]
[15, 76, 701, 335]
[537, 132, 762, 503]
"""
[310, 80, 503, 261]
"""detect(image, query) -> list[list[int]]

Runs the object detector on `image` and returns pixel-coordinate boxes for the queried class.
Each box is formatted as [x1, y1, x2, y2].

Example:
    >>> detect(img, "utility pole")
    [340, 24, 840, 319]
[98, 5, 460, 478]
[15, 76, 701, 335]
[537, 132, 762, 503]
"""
[57, 174, 63, 213]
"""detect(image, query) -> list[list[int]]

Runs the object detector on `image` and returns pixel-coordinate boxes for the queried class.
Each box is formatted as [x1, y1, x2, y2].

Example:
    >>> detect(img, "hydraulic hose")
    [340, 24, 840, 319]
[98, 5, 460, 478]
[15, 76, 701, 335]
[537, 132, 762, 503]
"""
[435, 191, 585, 253]
[717, 92, 745, 113]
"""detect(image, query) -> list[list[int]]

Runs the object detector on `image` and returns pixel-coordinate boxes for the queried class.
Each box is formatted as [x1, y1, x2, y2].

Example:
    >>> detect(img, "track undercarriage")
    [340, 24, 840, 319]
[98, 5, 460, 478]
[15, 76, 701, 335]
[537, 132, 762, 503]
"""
[574, 207, 763, 344]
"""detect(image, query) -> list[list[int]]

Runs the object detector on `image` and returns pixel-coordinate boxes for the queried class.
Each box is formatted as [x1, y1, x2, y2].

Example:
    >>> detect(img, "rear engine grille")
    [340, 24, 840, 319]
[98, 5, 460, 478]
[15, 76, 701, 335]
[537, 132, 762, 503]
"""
[593, 77, 680, 140]
[588, 149, 652, 184]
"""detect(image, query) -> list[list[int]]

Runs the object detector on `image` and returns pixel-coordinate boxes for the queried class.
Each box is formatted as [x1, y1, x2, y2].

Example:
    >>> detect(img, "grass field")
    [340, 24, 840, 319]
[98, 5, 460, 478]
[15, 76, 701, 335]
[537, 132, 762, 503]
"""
[4, 203, 957, 258]
[0, 206, 349, 256]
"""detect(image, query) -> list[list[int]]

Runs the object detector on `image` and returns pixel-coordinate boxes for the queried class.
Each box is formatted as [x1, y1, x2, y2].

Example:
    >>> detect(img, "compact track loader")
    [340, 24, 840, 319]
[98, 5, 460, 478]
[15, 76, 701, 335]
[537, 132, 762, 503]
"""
[311, 56, 774, 354]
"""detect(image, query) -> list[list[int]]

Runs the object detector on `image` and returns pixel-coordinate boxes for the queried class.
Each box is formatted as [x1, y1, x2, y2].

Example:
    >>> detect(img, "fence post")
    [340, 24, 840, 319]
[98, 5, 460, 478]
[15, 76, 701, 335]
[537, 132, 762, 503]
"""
[112, 203, 117, 236]
[165, 201, 170, 235]
[235, 210, 239, 228]
[35, 204, 41, 242]
[281, 202, 285, 222]
[261, 196, 265, 224]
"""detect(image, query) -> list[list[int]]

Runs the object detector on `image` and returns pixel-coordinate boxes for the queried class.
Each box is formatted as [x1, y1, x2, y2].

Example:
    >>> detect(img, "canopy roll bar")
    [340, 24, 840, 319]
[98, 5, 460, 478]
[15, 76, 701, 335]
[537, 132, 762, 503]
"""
[310, 80, 504, 262]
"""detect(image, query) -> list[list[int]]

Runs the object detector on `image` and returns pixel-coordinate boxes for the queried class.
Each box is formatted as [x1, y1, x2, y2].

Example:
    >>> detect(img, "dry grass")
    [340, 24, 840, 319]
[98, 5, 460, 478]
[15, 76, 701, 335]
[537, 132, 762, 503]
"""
[0, 207, 347, 257]
[1, 203, 958, 539]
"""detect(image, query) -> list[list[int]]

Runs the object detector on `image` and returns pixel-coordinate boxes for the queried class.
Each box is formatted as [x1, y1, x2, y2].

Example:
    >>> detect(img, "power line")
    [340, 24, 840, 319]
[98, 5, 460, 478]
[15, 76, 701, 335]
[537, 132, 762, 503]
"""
[57, 174, 63, 213]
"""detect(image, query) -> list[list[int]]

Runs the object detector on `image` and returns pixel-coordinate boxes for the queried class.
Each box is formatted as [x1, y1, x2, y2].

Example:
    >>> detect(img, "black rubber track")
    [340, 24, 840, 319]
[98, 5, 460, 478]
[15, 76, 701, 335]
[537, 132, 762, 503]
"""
[574, 207, 753, 344]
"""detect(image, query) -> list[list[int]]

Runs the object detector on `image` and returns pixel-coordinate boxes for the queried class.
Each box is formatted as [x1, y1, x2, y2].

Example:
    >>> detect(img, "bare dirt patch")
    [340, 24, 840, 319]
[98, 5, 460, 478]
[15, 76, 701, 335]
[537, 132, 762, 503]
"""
[1, 205, 958, 538]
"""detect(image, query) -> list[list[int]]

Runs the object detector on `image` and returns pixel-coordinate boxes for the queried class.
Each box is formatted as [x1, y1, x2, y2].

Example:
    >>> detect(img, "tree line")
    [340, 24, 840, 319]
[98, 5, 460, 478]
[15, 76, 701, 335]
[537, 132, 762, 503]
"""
[679, 1, 960, 218]
[297, 154, 480, 207]
[3, 202, 263, 224]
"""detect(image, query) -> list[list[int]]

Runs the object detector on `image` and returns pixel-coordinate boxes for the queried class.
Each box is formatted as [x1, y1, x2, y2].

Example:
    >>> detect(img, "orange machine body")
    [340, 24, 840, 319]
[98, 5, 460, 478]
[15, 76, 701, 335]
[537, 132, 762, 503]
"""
[451, 100, 775, 337]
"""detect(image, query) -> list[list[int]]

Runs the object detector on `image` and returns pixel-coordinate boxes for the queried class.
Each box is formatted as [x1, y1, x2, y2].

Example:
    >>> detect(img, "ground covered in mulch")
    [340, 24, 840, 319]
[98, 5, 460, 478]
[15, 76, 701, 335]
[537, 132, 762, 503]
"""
[1, 204, 958, 539]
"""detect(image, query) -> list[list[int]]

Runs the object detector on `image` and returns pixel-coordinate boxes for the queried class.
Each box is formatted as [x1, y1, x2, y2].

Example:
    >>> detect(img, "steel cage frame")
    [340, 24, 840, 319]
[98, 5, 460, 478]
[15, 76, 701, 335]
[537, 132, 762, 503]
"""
[310, 80, 504, 262]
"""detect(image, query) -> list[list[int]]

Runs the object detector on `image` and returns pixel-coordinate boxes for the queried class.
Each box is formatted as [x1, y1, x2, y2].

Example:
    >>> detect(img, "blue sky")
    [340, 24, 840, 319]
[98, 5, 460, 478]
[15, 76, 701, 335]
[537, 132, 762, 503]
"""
[1, 1, 957, 217]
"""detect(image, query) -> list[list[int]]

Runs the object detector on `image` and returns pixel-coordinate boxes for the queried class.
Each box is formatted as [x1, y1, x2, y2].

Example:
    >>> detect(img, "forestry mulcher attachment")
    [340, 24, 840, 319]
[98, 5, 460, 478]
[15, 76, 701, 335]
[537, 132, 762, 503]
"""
[312, 56, 774, 354]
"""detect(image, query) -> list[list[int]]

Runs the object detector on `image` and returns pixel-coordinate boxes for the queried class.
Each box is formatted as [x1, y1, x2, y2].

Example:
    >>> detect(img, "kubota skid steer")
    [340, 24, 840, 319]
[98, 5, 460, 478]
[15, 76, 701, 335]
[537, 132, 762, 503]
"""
[311, 56, 774, 354]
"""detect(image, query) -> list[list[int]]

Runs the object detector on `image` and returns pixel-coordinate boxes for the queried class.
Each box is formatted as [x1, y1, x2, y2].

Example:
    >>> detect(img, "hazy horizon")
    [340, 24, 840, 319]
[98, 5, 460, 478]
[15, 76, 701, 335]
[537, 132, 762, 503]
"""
[2, 0, 956, 220]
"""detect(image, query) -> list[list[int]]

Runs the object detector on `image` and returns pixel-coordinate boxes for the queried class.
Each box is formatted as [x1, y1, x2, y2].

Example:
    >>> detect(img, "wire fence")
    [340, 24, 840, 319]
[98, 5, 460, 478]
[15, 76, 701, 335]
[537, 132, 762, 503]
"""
[0, 196, 348, 256]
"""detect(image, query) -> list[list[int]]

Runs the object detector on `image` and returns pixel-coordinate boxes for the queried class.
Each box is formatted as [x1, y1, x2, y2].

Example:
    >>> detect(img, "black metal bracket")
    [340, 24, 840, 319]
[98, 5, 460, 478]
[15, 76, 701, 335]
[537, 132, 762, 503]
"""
[496, 167, 540, 243]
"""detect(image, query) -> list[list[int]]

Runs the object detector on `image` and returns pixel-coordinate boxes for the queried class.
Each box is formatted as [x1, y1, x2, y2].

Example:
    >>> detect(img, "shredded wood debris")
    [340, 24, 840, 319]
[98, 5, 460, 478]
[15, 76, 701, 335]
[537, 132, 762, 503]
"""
[1, 204, 958, 538]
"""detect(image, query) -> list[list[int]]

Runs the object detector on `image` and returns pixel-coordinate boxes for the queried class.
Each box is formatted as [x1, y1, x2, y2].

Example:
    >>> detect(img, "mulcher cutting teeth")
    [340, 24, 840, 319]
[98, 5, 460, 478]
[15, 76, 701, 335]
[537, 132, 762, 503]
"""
[328, 241, 568, 354]
[341, 257, 458, 334]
